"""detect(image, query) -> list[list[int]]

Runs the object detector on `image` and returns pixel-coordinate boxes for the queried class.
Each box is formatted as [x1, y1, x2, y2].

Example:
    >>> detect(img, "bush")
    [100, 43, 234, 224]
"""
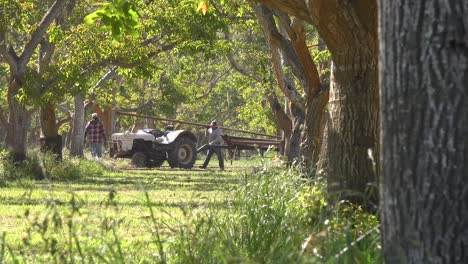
[0, 150, 44, 184]
[0, 150, 105, 183]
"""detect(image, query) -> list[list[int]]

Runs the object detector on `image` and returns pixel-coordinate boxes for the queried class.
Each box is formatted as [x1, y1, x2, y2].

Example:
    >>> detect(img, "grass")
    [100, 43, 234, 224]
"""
[0, 150, 381, 263]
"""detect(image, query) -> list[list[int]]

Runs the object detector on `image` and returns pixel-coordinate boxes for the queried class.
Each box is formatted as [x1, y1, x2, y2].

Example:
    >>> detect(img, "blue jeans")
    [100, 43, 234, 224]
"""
[201, 146, 224, 169]
[90, 143, 103, 158]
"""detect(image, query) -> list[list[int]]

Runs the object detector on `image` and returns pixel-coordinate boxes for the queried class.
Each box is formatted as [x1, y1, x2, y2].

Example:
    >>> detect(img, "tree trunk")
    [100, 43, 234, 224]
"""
[326, 50, 379, 207]
[70, 94, 85, 157]
[265, 90, 292, 157]
[101, 107, 113, 141]
[0, 105, 7, 145]
[302, 90, 329, 166]
[5, 78, 29, 162]
[254, 5, 307, 162]
[287, 103, 304, 164]
[317, 110, 330, 174]
[261, 0, 380, 208]
[39, 102, 62, 159]
[380, 1, 468, 263]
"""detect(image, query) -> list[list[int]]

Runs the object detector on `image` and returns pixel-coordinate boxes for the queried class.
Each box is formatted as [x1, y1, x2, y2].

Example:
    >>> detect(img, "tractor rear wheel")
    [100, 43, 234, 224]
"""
[131, 152, 147, 168]
[167, 137, 197, 169]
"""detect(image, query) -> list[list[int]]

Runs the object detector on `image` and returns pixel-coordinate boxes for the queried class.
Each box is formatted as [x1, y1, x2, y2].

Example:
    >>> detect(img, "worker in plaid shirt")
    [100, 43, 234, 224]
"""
[84, 113, 107, 159]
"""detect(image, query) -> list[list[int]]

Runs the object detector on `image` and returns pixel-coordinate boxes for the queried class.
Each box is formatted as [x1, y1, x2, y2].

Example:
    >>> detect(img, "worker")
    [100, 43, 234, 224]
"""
[199, 121, 225, 171]
[84, 113, 107, 159]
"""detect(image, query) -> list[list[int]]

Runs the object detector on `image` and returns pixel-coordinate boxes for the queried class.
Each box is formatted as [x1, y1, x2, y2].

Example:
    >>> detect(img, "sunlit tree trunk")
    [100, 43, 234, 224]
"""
[287, 22, 328, 166]
[6, 77, 29, 162]
[70, 94, 85, 157]
[39, 102, 62, 159]
[380, 1, 468, 262]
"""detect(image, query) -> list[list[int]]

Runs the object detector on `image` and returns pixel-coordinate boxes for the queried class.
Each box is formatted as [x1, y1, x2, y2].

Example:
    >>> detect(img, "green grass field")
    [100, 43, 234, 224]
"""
[1, 152, 381, 263]
[0, 154, 276, 262]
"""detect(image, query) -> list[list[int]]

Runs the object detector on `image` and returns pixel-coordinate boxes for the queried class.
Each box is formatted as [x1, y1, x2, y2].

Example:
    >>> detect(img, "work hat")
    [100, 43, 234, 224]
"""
[92, 113, 98, 119]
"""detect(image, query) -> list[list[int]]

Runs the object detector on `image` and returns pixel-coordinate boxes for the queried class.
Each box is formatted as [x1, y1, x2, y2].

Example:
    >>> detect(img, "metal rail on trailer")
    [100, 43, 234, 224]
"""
[116, 111, 283, 163]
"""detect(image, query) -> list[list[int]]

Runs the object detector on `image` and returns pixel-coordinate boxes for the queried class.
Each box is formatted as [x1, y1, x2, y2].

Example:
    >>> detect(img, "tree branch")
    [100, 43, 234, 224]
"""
[57, 117, 71, 128]
[19, 0, 68, 67]
[224, 30, 264, 83]
[254, 4, 305, 111]
[264, 89, 291, 135]
[0, 27, 20, 71]
[55, 103, 72, 115]
[260, 0, 313, 24]
[196, 67, 233, 99]
[268, 14, 306, 83]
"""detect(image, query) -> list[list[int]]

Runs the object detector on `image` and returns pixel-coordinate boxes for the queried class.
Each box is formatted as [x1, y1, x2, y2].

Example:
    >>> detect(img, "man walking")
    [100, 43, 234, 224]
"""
[200, 121, 224, 171]
[84, 113, 107, 159]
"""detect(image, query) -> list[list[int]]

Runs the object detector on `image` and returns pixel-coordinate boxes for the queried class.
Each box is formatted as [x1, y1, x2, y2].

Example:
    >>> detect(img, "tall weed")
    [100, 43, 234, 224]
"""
[167, 166, 381, 263]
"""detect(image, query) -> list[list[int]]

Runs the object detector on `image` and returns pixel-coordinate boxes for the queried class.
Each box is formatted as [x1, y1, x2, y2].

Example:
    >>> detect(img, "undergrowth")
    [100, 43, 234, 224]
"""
[0, 155, 381, 263]
[0, 150, 105, 186]
[167, 166, 381, 263]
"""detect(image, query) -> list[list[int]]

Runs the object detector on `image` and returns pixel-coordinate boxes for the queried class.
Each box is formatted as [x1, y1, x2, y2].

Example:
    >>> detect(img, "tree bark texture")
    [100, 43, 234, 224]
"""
[261, 0, 380, 207]
[70, 94, 85, 157]
[327, 48, 379, 206]
[380, 1, 468, 263]
[6, 78, 29, 162]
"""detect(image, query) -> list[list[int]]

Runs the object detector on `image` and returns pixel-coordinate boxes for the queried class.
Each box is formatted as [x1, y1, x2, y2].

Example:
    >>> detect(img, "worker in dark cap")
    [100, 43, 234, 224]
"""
[199, 121, 224, 171]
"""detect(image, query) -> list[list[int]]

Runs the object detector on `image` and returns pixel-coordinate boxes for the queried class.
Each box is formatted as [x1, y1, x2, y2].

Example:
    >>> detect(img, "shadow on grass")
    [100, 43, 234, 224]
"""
[0, 195, 232, 209]
[31, 170, 241, 193]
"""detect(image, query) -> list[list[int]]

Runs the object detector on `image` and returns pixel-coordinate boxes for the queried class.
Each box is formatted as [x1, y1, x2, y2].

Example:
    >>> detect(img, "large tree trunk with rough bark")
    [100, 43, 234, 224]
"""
[261, 0, 379, 207]
[70, 94, 85, 157]
[326, 48, 379, 207]
[6, 78, 29, 162]
[379, 1, 468, 263]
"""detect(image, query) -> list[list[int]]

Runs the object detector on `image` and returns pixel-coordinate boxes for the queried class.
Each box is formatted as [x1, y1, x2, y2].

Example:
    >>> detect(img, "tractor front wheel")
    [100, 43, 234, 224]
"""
[131, 152, 147, 168]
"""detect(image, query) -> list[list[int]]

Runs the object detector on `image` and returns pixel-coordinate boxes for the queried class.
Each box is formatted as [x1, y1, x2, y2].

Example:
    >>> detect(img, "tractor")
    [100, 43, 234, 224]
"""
[109, 126, 198, 169]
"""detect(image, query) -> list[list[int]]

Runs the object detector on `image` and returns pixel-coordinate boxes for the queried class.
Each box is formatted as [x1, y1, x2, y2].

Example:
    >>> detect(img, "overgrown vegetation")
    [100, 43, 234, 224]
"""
[168, 166, 381, 263]
[0, 150, 105, 186]
[0, 155, 380, 263]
